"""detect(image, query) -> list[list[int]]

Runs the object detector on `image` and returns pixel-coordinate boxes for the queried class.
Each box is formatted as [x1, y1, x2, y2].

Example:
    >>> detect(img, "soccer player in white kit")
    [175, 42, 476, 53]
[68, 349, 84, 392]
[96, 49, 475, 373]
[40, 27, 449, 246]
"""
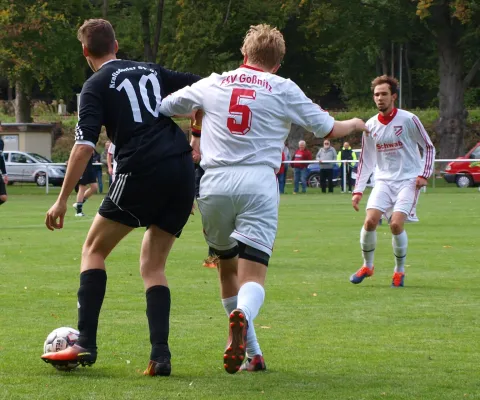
[350, 75, 435, 287]
[160, 24, 368, 374]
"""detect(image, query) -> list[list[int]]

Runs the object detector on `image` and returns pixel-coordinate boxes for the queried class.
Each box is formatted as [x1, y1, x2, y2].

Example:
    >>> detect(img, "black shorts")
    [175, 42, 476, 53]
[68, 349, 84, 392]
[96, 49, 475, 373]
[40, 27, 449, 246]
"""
[98, 152, 195, 237]
[79, 166, 97, 185]
[0, 176, 6, 196]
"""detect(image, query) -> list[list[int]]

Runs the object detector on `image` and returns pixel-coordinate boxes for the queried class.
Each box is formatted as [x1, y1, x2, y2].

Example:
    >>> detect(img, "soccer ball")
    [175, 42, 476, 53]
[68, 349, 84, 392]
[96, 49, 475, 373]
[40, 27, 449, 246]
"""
[43, 327, 79, 371]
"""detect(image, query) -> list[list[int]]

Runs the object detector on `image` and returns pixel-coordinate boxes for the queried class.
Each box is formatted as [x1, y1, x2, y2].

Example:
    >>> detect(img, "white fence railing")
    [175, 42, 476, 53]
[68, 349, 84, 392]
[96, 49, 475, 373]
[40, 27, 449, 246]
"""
[7, 159, 480, 194]
[283, 159, 480, 192]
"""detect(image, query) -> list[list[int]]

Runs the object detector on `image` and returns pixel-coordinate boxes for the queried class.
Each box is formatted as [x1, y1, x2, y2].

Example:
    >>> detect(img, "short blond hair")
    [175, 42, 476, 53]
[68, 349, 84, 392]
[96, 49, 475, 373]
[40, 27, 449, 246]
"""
[241, 24, 285, 70]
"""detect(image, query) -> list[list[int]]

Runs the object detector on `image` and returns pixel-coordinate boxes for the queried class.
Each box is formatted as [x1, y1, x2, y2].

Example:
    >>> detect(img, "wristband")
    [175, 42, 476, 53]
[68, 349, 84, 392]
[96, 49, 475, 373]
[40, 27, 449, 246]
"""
[191, 124, 201, 138]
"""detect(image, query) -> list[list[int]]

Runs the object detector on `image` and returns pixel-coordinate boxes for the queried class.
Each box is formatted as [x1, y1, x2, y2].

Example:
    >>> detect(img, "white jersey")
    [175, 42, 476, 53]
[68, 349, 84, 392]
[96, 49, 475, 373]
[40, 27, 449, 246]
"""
[159, 65, 334, 172]
[354, 108, 435, 194]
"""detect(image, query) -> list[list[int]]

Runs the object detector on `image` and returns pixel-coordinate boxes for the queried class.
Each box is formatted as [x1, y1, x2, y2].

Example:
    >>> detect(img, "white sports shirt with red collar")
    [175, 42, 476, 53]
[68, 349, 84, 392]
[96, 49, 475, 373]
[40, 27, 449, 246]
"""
[159, 64, 334, 172]
[354, 108, 436, 194]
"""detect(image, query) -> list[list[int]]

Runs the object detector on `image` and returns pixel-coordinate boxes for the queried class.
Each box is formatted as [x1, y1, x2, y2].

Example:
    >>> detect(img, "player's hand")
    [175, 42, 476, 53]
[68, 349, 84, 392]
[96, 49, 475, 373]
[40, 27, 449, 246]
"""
[45, 200, 67, 231]
[108, 167, 113, 175]
[352, 193, 362, 212]
[416, 176, 428, 190]
[190, 202, 196, 215]
[353, 118, 369, 135]
[190, 136, 201, 164]
[3, 175, 7, 184]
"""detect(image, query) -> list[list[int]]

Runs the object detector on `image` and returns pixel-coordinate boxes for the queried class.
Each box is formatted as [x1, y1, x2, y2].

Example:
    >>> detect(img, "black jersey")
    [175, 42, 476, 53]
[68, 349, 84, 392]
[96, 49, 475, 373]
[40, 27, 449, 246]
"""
[75, 59, 201, 174]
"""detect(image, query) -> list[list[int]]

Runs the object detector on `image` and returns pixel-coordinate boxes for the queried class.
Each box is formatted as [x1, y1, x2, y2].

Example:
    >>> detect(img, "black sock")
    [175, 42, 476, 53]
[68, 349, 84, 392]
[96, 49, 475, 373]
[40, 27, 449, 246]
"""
[77, 269, 107, 350]
[76, 202, 83, 213]
[208, 247, 216, 257]
[146, 285, 171, 360]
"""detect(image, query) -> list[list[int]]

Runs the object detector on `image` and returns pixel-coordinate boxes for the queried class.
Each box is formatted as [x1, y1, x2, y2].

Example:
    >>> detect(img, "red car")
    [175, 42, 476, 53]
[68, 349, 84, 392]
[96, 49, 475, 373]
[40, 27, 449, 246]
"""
[442, 142, 480, 187]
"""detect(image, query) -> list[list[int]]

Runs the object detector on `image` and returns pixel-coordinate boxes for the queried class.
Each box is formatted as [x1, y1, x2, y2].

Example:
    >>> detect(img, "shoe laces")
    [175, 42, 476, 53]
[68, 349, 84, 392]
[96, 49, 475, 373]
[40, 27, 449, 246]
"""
[392, 272, 404, 286]
[357, 266, 372, 277]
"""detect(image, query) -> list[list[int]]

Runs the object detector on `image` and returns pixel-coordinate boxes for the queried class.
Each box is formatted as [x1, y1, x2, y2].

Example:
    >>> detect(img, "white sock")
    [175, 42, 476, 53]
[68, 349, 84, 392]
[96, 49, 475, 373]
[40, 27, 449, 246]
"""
[221, 296, 237, 316]
[360, 227, 376, 268]
[237, 281, 265, 329]
[392, 231, 408, 273]
[222, 295, 262, 357]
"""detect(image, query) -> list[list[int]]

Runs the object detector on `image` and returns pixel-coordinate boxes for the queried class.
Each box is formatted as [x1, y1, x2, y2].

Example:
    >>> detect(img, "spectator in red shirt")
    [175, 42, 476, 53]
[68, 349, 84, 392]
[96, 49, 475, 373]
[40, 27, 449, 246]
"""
[292, 140, 312, 194]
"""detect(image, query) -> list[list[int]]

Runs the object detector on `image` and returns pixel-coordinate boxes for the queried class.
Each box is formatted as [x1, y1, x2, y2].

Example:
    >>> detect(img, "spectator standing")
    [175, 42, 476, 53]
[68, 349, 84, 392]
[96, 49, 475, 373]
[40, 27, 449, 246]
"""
[101, 140, 111, 187]
[92, 149, 103, 193]
[337, 141, 357, 192]
[315, 139, 337, 193]
[277, 142, 290, 194]
[292, 140, 312, 194]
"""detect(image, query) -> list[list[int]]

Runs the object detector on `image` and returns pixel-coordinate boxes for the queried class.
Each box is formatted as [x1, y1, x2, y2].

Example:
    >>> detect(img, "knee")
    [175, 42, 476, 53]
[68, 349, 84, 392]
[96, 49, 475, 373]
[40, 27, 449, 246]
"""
[390, 221, 403, 235]
[139, 256, 166, 279]
[364, 218, 378, 231]
[0, 195, 6, 205]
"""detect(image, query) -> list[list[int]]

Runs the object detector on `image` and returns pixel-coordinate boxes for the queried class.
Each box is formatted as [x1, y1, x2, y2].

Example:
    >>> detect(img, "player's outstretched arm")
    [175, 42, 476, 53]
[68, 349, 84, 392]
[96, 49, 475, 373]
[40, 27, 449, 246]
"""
[284, 83, 368, 139]
[328, 119, 369, 139]
[45, 144, 93, 231]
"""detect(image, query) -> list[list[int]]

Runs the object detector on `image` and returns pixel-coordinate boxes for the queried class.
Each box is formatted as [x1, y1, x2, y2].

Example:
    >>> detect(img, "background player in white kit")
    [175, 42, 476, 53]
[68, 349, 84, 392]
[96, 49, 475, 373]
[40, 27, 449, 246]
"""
[107, 142, 116, 182]
[350, 75, 435, 287]
[160, 24, 368, 374]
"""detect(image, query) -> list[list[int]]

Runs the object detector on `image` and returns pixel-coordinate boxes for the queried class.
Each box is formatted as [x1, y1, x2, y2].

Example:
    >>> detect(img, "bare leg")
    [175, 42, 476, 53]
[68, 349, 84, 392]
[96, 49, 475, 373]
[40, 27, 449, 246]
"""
[140, 225, 175, 289]
[83, 182, 98, 201]
[81, 214, 134, 272]
[218, 257, 239, 298]
[76, 185, 87, 203]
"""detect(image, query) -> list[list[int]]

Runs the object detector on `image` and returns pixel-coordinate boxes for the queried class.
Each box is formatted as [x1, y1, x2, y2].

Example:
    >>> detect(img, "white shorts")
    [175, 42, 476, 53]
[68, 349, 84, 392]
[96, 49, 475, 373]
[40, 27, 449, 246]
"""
[197, 165, 279, 256]
[366, 178, 420, 222]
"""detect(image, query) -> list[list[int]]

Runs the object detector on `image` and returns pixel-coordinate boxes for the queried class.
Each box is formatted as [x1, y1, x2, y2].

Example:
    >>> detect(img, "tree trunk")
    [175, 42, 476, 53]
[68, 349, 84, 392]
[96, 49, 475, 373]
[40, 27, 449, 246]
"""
[102, 0, 108, 18]
[140, 6, 153, 62]
[152, 0, 165, 62]
[390, 41, 394, 77]
[404, 43, 413, 108]
[380, 48, 388, 75]
[434, 10, 466, 159]
[14, 81, 32, 123]
[223, 0, 232, 25]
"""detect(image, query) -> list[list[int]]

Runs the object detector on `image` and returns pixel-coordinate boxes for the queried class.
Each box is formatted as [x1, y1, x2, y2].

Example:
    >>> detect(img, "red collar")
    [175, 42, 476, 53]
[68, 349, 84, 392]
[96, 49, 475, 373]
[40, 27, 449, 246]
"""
[378, 108, 398, 125]
[239, 64, 265, 72]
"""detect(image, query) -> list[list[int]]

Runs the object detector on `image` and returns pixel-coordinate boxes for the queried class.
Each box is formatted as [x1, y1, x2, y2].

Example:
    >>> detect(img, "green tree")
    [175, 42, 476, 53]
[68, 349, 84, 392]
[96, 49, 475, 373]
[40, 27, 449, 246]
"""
[415, 0, 480, 157]
[0, 0, 91, 122]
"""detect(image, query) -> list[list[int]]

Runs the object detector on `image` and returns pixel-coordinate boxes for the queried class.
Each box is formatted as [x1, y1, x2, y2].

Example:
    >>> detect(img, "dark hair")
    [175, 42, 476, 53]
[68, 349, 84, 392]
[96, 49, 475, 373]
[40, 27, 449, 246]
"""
[77, 19, 116, 58]
[371, 75, 399, 95]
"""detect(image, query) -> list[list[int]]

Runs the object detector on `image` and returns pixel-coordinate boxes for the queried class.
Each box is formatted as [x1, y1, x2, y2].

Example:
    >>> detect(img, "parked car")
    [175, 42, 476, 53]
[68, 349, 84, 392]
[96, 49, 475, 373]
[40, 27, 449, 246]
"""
[306, 149, 374, 188]
[3, 151, 66, 186]
[441, 142, 480, 188]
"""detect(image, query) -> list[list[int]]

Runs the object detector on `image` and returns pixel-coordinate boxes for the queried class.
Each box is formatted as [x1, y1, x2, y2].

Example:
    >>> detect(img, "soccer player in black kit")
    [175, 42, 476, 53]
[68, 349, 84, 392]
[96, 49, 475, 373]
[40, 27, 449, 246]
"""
[42, 19, 200, 376]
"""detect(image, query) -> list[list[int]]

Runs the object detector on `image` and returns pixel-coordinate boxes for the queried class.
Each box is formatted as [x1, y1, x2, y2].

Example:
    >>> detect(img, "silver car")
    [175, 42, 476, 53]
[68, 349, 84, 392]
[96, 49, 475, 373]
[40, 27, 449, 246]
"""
[2, 151, 65, 186]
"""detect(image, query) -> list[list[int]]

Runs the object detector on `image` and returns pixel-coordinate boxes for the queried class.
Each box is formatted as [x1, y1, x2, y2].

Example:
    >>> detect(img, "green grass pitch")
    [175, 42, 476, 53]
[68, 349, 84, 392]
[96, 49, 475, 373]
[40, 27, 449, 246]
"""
[0, 184, 479, 400]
